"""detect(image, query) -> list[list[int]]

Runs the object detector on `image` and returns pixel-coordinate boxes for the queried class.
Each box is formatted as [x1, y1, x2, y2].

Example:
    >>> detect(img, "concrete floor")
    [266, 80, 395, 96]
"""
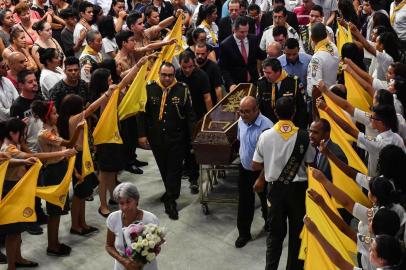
[1, 149, 289, 270]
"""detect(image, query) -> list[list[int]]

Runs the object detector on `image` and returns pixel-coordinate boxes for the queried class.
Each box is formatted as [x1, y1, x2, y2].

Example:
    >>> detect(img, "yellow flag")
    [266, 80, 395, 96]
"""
[147, 16, 184, 82]
[118, 63, 148, 120]
[0, 160, 42, 225]
[92, 89, 123, 145]
[36, 156, 76, 208]
[300, 168, 356, 270]
[344, 71, 372, 113]
[82, 121, 94, 178]
[323, 94, 358, 142]
[336, 24, 352, 56]
[319, 108, 372, 207]
[0, 160, 9, 200]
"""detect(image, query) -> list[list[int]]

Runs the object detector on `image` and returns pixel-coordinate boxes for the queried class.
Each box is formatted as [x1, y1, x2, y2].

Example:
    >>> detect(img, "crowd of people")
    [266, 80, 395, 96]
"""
[0, 0, 405, 269]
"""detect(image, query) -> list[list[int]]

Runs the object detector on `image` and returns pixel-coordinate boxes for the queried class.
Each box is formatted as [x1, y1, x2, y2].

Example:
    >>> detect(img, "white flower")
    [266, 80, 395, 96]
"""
[142, 239, 149, 247]
[137, 236, 143, 243]
[146, 233, 153, 240]
[131, 243, 138, 249]
[146, 252, 156, 262]
[135, 247, 142, 253]
[155, 236, 161, 243]
[148, 241, 156, 249]
[141, 249, 149, 256]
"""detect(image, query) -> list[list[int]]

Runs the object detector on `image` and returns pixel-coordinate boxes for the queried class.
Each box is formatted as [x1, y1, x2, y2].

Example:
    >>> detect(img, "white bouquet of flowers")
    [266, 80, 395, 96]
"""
[123, 222, 166, 266]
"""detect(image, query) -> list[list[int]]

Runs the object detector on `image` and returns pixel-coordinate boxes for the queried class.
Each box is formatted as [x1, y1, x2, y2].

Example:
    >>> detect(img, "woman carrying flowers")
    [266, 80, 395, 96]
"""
[106, 183, 160, 270]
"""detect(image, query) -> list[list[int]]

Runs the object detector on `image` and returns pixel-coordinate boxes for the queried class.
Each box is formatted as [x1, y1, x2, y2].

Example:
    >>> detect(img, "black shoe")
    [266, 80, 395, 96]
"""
[189, 181, 199, 194]
[27, 223, 43, 235]
[98, 208, 111, 218]
[0, 251, 6, 264]
[134, 159, 148, 167]
[235, 235, 252, 248]
[46, 243, 71, 257]
[15, 261, 39, 268]
[125, 165, 143, 174]
[164, 201, 178, 220]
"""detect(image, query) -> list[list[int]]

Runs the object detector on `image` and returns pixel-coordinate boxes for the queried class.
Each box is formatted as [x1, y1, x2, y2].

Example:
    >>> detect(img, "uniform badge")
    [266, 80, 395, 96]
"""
[59, 195, 66, 204]
[364, 135, 376, 141]
[280, 124, 292, 133]
[311, 58, 320, 78]
[23, 207, 34, 218]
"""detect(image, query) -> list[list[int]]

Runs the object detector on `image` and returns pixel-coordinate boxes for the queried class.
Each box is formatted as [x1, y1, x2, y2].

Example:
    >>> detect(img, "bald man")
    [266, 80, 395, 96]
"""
[266, 41, 283, 59]
[235, 96, 273, 248]
[7, 52, 28, 89]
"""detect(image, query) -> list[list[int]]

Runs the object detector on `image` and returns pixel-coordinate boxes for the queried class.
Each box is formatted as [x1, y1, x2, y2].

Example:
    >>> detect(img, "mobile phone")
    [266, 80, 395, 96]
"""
[24, 109, 32, 118]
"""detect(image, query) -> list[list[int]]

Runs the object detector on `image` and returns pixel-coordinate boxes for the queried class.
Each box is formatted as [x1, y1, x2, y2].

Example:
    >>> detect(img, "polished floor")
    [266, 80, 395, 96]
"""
[1, 149, 289, 270]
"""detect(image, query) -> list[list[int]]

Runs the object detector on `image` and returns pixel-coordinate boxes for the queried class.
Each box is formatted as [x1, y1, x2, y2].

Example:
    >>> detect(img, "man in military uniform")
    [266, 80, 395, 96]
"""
[137, 62, 196, 220]
[257, 58, 308, 129]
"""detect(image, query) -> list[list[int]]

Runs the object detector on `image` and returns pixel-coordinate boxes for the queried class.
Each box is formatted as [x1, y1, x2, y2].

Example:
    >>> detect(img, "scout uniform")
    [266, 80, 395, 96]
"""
[306, 38, 339, 96]
[253, 120, 315, 270]
[137, 80, 196, 206]
[256, 71, 308, 128]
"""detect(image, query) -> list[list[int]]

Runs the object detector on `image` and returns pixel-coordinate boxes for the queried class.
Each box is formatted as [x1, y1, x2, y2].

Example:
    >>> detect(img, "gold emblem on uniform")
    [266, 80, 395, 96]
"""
[59, 195, 66, 203]
[85, 161, 92, 170]
[23, 207, 34, 218]
[280, 124, 292, 133]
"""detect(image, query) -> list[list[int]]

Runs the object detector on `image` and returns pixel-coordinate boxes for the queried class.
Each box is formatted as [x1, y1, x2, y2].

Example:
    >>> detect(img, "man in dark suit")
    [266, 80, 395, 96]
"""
[309, 119, 347, 181]
[218, 0, 255, 43]
[308, 118, 353, 225]
[219, 16, 266, 92]
[260, 0, 299, 37]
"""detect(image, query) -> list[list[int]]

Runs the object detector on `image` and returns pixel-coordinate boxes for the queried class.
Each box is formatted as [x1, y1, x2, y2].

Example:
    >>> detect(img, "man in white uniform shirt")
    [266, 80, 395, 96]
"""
[306, 22, 339, 97]
[390, 0, 406, 50]
[253, 97, 315, 270]
[260, 5, 299, 52]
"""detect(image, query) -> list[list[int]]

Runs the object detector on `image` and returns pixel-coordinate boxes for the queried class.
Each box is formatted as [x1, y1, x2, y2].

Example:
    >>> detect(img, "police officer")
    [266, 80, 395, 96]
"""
[137, 62, 196, 220]
[257, 58, 308, 129]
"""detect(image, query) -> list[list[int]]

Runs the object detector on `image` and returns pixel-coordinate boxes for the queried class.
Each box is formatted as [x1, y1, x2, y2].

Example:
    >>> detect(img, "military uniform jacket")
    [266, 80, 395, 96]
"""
[137, 81, 196, 146]
[256, 75, 308, 128]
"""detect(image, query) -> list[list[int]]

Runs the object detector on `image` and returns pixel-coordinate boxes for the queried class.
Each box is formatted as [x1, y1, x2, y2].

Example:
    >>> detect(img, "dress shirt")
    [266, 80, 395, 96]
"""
[391, 2, 406, 41]
[237, 113, 273, 170]
[233, 34, 249, 57]
[278, 52, 311, 87]
[0, 77, 19, 121]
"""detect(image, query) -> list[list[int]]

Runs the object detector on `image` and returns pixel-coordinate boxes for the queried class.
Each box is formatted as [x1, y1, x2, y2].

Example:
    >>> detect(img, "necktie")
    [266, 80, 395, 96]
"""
[240, 39, 248, 64]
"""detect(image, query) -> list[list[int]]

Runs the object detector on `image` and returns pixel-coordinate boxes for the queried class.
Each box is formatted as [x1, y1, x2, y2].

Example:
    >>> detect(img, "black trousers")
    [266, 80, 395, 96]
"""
[184, 143, 199, 183]
[265, 181, 307, 270]
[120, 116, 138, 166]
[151, 142, 185, 202]
[237, 165, 267, 237]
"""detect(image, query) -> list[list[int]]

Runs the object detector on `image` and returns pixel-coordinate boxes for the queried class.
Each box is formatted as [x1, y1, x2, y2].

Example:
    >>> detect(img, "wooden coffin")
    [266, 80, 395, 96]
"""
[192, 83, 256, 165]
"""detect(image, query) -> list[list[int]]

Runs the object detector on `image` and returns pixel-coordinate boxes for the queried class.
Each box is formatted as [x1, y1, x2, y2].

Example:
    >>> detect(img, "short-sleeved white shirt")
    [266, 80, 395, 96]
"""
[40, 67, 65, 100]
[313, 0, 338, 23]
[372, 78, 388, 92]
[372, 51, 393, 81]
[260, 24, 300, 52]
[390, 2, 406, 41]
[106, 210, 159, 270]
[253, 127, 315, 182]
[102, 37, 118, 60]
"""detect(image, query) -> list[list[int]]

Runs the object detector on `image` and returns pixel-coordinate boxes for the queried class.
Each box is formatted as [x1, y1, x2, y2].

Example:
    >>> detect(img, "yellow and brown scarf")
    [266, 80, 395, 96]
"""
[391, 0, 406, 25]
[271, 69, 288, 108]
[157, 78, 177, 120]
[201, 20, 218, 46]
[274, 120, 298, 140]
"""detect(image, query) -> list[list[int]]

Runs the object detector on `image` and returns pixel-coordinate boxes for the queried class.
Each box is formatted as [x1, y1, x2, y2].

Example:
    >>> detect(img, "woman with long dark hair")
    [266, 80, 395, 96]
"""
[97, 16, 118, 60]
[196, 4, 219, 49]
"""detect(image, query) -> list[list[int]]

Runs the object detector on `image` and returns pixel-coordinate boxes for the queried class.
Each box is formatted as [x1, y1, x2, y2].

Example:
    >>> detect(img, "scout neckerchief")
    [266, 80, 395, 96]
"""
[274, 120, 298, 140]
[271, 69, 288, 108]
[391, 0, 406, 25]
[82, 44, 103, 63]
[201, 20, 217, 46]
[314, 38, 332, 54]
[157, 78, 177, 120]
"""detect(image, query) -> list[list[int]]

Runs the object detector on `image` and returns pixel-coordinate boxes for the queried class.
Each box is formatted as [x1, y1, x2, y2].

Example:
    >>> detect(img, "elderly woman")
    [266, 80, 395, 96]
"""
[2, 27, 37, 72]
[106, 183, 159, 270]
